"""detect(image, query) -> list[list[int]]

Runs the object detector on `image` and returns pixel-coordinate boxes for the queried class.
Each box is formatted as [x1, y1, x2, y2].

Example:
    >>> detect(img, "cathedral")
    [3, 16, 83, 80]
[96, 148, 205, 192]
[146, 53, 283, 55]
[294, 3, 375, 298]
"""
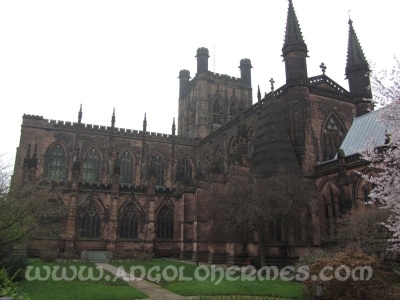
[13, 0, 377, 264]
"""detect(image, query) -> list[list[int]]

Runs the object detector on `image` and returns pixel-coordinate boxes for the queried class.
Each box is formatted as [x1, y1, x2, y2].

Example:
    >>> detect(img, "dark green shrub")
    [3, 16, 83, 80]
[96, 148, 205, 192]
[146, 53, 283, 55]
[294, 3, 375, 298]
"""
[0, 249, 27, 282]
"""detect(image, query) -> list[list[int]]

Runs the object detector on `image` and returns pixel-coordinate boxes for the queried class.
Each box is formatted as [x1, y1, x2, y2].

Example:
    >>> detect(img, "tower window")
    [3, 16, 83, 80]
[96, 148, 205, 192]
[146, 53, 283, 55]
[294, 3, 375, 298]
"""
[229, 103, 237, 120]
[213, 101, 222, 125]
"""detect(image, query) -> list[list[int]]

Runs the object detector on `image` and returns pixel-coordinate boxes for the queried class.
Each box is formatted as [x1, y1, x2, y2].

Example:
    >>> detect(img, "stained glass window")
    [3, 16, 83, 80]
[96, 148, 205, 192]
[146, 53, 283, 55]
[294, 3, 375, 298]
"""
[119, 203, 141, 238]
[80, 202, 100, 238]
[120, 151, 134, 184]
[322, 115, 345, 160]
[83, 148, 101, 181]
[156, 206, 174, 239]
[46, 144, 66, 179]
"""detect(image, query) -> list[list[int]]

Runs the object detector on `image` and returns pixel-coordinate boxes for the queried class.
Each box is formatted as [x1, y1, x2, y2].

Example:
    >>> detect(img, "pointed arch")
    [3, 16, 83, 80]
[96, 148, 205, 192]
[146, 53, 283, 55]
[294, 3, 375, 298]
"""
[45, 142, 67, 179]
[155, 204, 174, 239]
[355, 168, 379, 204]
[318, 178, 340, 236]
[212, 146, 224, 173]
[78, 197, 103, 238]
[228, 136, 238, 166]
[149, 154, 165, 187]
[118, 201, 143, 239]
[229, 101, 238, 120]
[119, 150, 135, 184]
[202, 153, 211, 180]
[247, 128, 256, 159]
[176, 156, 194, 182]
[321, 113, 346, 161]
[83, 146, 102, 182]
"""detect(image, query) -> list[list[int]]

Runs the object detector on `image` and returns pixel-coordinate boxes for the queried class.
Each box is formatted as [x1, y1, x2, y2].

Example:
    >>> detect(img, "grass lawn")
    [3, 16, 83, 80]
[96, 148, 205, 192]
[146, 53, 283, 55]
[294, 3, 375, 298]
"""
[111, 259, 305, 299]
[20, 259, 148, 300]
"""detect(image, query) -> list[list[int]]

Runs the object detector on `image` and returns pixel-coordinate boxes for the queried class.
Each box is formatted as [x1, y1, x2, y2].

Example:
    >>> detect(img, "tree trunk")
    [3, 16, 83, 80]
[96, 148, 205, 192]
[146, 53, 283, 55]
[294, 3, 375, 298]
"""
[257, 230, 266, 267]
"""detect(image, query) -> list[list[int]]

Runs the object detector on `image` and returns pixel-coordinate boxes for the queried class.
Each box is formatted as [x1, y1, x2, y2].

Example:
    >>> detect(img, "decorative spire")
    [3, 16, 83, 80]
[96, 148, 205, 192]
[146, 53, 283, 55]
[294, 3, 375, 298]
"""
[111, 108, 116, 128]
[257, 85, 261, 102]
[282, 0, 307, 54]
[346, 18, 369, 75]
[78, 104, 82, 124]
[172, 117, 176, 136]
[345, 18, 372, 101]
[143, 113, 147, 132]
[282, 0, 308, 84]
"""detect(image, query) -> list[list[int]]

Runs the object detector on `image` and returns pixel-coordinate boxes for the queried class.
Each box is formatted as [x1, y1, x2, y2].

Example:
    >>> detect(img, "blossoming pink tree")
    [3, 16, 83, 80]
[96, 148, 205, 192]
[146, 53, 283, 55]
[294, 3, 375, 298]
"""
[361, 58, 400, 248]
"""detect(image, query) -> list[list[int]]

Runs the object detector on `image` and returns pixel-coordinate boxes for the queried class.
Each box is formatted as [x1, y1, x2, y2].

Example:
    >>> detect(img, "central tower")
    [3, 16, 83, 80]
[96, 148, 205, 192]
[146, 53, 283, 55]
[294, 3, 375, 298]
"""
[178, 48, 253, 138]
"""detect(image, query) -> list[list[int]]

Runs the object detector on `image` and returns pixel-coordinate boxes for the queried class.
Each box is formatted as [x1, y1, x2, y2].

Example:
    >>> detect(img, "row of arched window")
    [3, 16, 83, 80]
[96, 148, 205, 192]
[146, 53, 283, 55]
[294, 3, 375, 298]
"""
[45, 144, 193, 185]
[45, 113, 346, 184]
[79, 202, 174, 239]
[321, 175, 374, 237]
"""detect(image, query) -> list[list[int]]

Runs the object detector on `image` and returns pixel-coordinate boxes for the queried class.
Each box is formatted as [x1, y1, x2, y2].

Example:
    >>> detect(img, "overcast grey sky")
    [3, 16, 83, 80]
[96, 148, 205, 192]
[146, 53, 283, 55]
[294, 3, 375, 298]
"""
[0, 0, 399, 168]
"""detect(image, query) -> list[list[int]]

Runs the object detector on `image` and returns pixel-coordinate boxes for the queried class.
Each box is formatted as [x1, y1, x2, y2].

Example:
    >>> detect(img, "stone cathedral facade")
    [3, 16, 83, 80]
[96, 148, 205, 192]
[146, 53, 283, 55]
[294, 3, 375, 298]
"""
[14, 1, 375, 263]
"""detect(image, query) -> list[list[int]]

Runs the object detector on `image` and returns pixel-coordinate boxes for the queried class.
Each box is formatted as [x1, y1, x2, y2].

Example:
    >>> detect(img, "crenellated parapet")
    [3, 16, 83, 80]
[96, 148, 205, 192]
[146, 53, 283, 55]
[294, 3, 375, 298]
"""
[208, 71, 242, 84]
[21, 114, 197, 146]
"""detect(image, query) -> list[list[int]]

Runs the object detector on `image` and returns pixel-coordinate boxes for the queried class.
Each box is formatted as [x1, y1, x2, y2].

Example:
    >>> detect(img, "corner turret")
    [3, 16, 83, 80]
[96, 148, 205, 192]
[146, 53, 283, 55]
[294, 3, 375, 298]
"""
[239, 58, 252, 88]
[178, 69, 190, 99]
[196, 47, 209, 75]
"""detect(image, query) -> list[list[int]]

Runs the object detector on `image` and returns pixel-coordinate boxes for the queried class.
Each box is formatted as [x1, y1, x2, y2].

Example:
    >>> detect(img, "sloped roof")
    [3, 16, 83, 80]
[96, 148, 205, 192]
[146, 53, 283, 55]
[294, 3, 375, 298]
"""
[340, 110, 387, 156]
[283, 0, 306, 50]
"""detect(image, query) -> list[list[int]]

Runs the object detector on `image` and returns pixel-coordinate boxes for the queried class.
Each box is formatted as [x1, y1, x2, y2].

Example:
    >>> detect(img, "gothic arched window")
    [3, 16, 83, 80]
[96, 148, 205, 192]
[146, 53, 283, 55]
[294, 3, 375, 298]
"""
[156, 206, 174, 239]
[119, 203, 141, 239]
[212, 147, 224, 173]
[46, 143, 66, 179]
[203, 155, 210, 179]
[120, 151, 134, 184]
[213, 101, 222, 125]
[154, 155, 164, 186]
[229, 103, 237, 120]
[182, 158, 192, 180]
[322, 115, 346, 161]
[80, 202, 101, 238]
[83, 148, 101, 182]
